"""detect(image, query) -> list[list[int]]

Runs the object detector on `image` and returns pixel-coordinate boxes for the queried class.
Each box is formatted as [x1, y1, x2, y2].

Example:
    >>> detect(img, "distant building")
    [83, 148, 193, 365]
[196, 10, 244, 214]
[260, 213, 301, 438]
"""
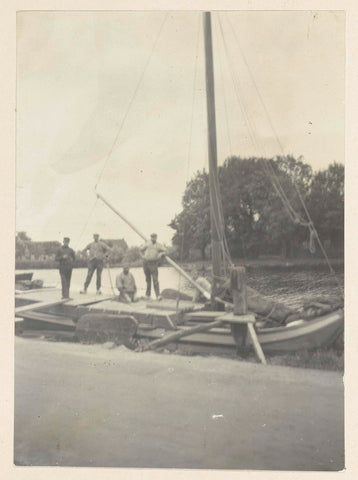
[103, 239, 128, 251]
[15, 234, 61, 261]
[15, 234, 129, 263]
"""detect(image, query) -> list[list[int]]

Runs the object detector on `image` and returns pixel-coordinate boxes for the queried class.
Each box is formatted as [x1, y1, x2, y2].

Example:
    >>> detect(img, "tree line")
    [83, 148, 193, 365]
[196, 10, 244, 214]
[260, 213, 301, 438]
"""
[169, 156, 344, 260]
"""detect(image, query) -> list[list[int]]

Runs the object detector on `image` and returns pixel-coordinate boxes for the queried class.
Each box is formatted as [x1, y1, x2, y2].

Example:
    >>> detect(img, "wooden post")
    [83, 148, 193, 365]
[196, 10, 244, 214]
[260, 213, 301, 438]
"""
[230, 266, 266, 364]
[248, 323, 267, 365]
[230, 267, 248, 314]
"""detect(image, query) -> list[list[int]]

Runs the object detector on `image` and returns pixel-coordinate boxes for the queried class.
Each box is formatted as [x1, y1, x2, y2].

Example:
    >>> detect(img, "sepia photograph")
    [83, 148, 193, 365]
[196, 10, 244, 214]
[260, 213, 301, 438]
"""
[13, 8, 345, 472]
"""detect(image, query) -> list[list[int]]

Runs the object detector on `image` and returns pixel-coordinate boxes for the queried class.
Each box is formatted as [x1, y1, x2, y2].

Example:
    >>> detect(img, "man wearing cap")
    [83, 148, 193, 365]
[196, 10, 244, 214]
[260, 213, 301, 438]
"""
[116, 265, 137, 302]
[140, 233, 166, 299]
[55, 237, 76, 299]
[81, 234, 110, 295]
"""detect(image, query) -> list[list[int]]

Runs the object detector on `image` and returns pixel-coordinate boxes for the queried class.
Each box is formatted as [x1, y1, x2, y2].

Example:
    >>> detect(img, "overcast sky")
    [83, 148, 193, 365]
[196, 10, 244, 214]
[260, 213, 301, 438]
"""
[16, 10, 345, 247]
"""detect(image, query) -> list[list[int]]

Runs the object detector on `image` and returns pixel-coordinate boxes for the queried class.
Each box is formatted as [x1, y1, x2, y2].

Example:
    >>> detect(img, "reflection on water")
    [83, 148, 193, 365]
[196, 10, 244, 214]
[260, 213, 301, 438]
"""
[19, 265, 344, 310]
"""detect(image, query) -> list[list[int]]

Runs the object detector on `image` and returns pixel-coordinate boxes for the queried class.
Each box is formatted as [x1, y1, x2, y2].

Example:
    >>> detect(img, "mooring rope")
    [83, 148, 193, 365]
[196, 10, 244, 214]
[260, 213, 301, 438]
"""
[176, 12, 201, 311]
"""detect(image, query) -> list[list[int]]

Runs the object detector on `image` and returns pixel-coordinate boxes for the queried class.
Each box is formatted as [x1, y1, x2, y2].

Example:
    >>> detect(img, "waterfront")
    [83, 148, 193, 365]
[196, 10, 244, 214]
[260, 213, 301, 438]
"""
[19, 264, 344, 310]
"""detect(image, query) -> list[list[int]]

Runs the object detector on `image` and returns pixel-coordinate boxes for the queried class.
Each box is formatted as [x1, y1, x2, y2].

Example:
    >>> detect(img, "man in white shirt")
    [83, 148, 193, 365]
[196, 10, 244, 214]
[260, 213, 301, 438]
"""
[116, 265, 137, 302]
[140, 233, 166, 299]
[81, 234, 110, 294]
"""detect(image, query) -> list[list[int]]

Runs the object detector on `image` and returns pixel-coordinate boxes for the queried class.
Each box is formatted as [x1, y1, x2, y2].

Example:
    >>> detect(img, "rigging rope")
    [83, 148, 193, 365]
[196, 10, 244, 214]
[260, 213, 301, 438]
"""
[216, 16, 234, 160]
[218, 14, 297, 224]
[224, 15, 331, 230]
[94, 12, 169, 191]
[52, 196, 99, 289]
[176, 12, 201, 308]
[73, 14, 169, 293]
[74, 195, 99, 251]
[215, 26, 237, 275]
[218, 13, 343, 296]
[218, 13, 302, 222]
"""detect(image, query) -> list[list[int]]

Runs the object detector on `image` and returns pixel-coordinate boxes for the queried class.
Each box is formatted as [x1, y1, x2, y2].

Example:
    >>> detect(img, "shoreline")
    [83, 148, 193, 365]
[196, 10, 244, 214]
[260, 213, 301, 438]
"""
[16, 255, 344, 271]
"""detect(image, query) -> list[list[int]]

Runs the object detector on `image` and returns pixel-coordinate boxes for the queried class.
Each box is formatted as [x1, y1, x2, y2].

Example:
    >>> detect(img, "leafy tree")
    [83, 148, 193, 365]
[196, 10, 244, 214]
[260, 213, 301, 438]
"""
[17, 231, 31, 242]
[16, 232, 31, 259]
[219, 157, 270, 257]
[220, 155, 312, 258]
[170, 156, 343, 260]
[307, 163, 344, 249]
[258, 155, 313, 257]
[169, 170, 210, 260]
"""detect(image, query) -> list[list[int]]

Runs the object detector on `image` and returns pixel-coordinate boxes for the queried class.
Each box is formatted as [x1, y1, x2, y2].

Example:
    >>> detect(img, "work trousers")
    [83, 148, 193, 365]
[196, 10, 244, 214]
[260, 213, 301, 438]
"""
[118, 290, 136, 302]
[143, 262, 160, 297]
[84, 258, 104, 290]
[59, 266, 72, 298]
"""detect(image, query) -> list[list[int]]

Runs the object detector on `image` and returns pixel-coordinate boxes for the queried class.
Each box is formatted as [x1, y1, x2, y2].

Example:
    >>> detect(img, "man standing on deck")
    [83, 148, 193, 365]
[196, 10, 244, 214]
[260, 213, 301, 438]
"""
[55, 237, 75, 299]
[80, 234, 110, 295]
[140, 233, 166, 300]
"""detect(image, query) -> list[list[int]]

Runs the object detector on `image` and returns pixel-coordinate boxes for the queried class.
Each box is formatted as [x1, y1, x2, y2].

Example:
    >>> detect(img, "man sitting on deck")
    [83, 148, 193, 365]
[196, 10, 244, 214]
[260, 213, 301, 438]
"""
[116, 265, 137, 303]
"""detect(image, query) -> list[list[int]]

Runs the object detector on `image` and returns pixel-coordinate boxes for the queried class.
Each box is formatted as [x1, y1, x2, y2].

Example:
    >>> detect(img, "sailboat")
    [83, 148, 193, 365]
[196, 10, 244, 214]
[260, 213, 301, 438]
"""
[15, 12, 343, 357]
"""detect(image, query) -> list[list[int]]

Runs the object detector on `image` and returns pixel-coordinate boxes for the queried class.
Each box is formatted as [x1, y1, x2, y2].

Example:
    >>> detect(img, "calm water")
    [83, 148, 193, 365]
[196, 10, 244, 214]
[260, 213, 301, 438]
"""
[19, 267, 182, 299]
[18, 265, 344, 310]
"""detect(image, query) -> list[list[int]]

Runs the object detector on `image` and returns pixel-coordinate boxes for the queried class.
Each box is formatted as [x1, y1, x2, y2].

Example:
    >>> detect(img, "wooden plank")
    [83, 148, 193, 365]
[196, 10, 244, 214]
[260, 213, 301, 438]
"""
[184, 311, 222, 321]
[15, 298, 69, 315]
[217, 312, 256, 325]
[231, 267, 248, 315]
[76, 304, 178, 330]
[138, 328, 237, 347]
[145, 299, 203, 312]
[247, 323, 267, 365]
[20, 311, 75, 328]
[66, 295, 114, 307]
[15, 290, 62, 302]
[144, 319, 223, 350]
[15, 287, 58, 295]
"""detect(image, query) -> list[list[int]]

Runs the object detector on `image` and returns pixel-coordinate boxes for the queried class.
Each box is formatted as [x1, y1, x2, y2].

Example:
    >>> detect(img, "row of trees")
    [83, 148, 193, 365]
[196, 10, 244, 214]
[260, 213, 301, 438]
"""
[169, 156, 344, 259]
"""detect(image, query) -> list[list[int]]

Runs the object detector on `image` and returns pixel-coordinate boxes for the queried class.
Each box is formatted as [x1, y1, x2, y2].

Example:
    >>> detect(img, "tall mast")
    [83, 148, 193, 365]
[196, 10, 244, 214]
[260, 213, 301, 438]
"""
[203, 11, 223, 306]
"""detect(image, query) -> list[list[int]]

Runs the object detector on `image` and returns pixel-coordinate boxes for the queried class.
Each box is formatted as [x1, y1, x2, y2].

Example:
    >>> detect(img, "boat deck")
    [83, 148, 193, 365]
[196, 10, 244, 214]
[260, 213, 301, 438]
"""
[15, 288, 344, 355]
[15, 289, 206, 331]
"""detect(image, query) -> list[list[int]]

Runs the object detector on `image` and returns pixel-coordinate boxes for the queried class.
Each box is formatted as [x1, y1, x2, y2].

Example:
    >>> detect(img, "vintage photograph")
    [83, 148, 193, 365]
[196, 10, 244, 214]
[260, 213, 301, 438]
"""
[15, 10, 344, 470]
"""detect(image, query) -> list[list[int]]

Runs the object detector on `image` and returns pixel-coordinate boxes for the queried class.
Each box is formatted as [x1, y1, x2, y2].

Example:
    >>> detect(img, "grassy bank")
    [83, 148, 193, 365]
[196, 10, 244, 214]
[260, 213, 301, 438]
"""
[171, 345, 344, 372]
[22, 330, 344, 372]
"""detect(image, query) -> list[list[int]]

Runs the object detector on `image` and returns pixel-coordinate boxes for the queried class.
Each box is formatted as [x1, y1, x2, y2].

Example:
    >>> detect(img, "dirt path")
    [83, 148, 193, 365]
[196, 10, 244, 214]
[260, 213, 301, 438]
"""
[14, 337, 344, 470]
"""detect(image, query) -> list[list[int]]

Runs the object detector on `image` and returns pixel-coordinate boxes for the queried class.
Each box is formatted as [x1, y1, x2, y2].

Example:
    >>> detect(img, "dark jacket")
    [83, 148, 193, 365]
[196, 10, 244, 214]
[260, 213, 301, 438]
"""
[55, 246, 75, 269]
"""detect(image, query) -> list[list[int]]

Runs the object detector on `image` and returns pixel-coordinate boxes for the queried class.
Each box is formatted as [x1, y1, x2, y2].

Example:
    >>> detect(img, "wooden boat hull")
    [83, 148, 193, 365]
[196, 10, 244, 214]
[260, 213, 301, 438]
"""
[254, 310, 343, 353]
[15, 290, 344, 355]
